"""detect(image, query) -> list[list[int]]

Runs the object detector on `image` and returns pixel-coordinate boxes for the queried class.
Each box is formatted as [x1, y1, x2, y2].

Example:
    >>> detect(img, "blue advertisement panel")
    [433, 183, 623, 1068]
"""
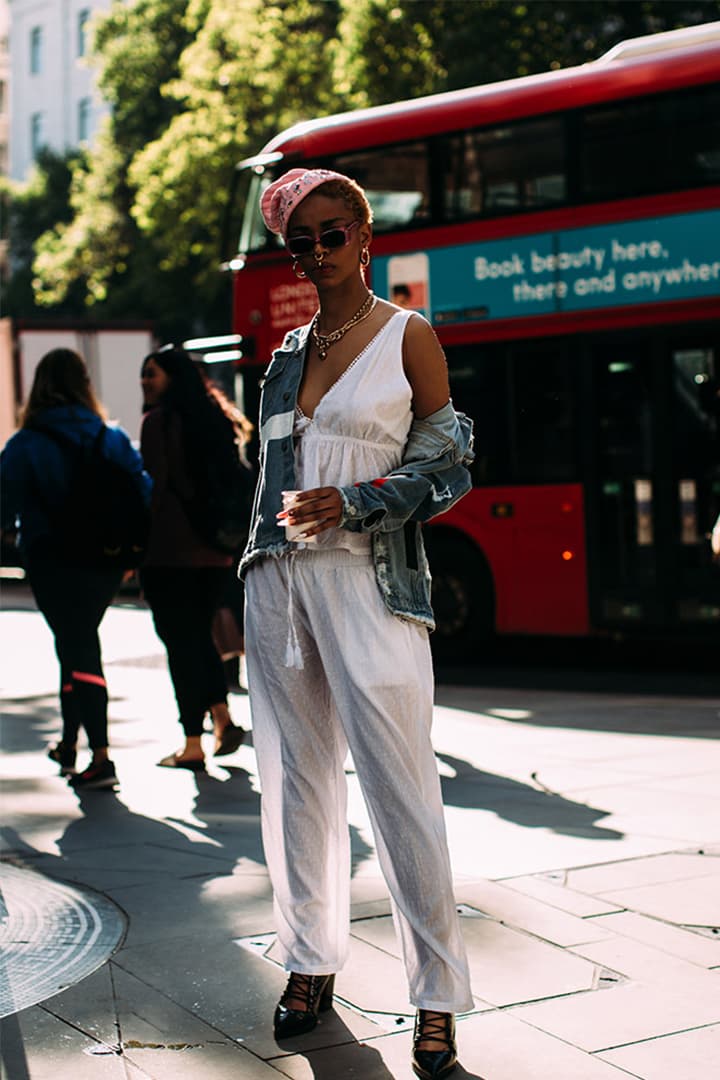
[373, 208, 720, 324]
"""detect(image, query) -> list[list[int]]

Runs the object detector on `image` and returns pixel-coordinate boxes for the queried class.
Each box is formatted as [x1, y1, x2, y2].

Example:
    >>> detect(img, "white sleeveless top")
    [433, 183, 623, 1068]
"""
[293, 309, 414, 553]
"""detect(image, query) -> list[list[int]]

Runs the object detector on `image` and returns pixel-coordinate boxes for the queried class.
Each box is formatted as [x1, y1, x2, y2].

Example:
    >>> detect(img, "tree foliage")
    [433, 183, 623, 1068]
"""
[129, 0, 345, 275]
[26, 0, 202, 335]
[2, 149, 87, 318]
[342, 1, 720, 98]
[15, 0, 720, 339]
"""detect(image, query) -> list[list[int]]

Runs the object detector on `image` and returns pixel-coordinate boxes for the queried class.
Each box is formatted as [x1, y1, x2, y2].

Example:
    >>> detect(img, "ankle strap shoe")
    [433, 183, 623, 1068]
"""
[273, 972, 335, 1039]
[412, 1010, 458, 1079]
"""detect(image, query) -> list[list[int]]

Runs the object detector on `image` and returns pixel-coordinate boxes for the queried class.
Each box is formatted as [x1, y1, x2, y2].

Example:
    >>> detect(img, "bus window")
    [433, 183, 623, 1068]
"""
[596, 351, 653, 477]
[671, 87, 720, 186]
[591, 346, 655, 596]
[333, 143, 430, 230]
[509, 343, 579, 483]
[580, 84, 720, 201]
[672, 347, 718, 540]
[440, 116, 566, 219]
[446, 340, 579, 486]
[238, 166, 285, 254]
[445, 344, 510, 485]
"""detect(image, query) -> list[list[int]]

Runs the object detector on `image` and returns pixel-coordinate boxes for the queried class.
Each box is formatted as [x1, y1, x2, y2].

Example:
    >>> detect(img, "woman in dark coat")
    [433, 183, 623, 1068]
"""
[139, 346, 249, 770]
[1, 348, 152, 790]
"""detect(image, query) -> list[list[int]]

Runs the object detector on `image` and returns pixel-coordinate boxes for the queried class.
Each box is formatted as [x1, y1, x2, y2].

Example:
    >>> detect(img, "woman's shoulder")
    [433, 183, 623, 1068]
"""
[376, 299, 431, 338]
[103, 421, 141, 457]
[23, 406, 105, 449]
[140, 404, 175, 441]
[2, 426, 30, 449]
[3, 418, 67, 456]
[276, 321, 313, 355]
[104, 417, 134, 438]
[141, 405, 165, 429]
[0, 427, 33, 467]
[379, 297, 427, 319]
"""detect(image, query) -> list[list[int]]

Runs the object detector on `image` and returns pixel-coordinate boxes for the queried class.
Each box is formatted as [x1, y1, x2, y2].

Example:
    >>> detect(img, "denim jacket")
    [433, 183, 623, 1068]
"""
[239, 322, 474, 629]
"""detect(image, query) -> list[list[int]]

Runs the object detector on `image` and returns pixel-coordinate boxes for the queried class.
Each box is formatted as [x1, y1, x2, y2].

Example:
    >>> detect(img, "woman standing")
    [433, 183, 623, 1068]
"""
[139, 346, 248, 770]
[0, 348, 152, 790]
[240, 169, 474, 1079]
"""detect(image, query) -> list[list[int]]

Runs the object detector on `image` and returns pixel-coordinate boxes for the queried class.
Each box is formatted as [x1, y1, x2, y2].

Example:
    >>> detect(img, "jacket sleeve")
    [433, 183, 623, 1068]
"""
[0, 435, 26, 529]
[105, 425, 153, 506]
[338, 402, 474, 534]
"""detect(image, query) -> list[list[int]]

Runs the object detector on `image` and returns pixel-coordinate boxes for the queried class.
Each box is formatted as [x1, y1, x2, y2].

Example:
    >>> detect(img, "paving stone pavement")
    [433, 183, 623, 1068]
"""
[1, 585, 719, 1078]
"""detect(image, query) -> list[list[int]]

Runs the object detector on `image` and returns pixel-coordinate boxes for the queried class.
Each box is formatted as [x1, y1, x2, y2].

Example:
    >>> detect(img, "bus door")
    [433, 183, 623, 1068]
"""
[586, 328, 720, 633]
[664, 328, 720, 628]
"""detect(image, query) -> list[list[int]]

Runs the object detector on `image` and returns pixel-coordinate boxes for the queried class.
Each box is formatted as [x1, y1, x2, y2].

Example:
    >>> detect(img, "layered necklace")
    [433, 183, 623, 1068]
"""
[311, 291, 376, 361]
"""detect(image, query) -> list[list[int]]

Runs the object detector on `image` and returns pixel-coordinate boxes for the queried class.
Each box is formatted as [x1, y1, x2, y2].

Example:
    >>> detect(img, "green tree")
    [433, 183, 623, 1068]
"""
[31, 0, 207, 340]
[129, 0, 345, 275]
[333, 0, 444, 109]
[339, 0, 720, 98]
[3, 149, 87, 318]
[31, 0, 348, 336]
[434, 1, 720, 89]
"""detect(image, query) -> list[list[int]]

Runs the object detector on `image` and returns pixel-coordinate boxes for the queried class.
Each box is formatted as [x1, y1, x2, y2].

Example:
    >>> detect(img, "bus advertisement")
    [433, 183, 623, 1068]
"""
[225, 22, 720, 659]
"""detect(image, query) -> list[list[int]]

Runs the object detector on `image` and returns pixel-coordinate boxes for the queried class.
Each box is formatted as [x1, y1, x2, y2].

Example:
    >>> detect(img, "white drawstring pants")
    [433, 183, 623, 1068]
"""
[245, 548, 473, 1012]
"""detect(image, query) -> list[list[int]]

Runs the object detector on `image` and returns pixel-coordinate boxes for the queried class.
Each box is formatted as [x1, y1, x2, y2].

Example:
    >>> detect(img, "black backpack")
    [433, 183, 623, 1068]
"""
[37, 425, 151, 568]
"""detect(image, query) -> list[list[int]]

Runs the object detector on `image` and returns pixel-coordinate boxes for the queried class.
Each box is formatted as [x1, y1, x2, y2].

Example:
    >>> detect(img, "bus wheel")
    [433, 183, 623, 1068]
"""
[426, 535, 494, 664]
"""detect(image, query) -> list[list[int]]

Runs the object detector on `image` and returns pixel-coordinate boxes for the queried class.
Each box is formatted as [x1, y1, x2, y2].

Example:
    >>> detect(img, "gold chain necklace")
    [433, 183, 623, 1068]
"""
[311, 292, 376, 361]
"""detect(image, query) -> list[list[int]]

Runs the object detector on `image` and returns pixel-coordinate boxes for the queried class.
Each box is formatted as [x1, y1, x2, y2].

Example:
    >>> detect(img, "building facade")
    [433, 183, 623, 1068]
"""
[1, 0, 10, 289]
[0, 1, 9, 178]
[9, 0, 111, 180]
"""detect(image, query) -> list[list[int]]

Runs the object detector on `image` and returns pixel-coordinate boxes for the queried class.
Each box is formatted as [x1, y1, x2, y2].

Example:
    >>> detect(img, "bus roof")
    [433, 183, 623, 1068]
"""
[248, 22, 720, 166]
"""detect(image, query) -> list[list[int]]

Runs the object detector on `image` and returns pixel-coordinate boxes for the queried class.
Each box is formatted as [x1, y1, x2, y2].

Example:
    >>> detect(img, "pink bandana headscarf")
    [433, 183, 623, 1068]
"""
[260, 168, 349, 239]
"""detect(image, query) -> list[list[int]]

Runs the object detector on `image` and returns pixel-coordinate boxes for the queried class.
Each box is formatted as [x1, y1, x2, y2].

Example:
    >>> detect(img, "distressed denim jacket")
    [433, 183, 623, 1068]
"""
[239, 322, 474, 629]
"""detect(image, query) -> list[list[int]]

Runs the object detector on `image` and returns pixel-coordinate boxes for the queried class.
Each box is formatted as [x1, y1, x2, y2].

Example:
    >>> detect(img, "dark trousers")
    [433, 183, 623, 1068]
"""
[26, 554, 122, 751]
[140, 566, 230, 737]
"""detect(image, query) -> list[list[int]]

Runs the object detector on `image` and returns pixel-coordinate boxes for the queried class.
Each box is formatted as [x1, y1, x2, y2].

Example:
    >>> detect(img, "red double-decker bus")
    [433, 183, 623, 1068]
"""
[225, 22, 720, 659]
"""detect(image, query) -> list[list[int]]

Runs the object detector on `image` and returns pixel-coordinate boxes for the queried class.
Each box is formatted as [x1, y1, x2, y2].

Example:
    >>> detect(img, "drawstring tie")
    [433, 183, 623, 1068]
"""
[284, 552, 304, 669]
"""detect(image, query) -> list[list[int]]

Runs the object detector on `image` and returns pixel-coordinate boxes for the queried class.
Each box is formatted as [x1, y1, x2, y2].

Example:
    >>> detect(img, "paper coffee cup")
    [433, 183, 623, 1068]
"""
[282, 491, 320, 543]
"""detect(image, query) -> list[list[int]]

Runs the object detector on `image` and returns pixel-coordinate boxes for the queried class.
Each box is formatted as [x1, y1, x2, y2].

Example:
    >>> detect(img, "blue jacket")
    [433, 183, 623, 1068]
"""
[1, 405, 152, 554]
[239, 322, 474, 628]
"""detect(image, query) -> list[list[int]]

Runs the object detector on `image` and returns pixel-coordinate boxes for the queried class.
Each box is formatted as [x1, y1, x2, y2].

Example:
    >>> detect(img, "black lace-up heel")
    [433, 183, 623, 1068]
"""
[273, 972, 335, 1039]
[412, 1010, 458, 1079]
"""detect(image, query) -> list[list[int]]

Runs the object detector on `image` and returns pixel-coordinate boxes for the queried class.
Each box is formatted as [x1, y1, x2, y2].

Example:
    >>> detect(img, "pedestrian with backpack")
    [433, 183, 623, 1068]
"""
[0, 348, 152, 791]
[139, 345, 251, 770]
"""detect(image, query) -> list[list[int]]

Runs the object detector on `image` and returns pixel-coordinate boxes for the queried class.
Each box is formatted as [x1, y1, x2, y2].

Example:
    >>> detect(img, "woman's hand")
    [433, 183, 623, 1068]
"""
[277, 487, 343, 539]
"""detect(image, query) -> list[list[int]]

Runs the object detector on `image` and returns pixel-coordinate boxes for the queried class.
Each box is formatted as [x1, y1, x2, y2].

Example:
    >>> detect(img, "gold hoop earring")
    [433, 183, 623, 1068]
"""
[292, 259, 307, 280]
[360, 248, 370, 267]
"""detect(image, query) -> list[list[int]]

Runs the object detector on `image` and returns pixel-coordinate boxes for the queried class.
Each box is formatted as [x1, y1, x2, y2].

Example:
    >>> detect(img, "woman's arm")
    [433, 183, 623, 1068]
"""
[402, 314, 451, 419]
[0, 436, 25, 529]
[281, 404, 473, 539]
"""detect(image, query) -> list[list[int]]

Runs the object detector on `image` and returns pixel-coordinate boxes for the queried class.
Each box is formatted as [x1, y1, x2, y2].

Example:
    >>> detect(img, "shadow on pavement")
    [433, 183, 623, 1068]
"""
[275, 1017, 397, 1078]
[0, 1013, 30, 1080]
[2, 770, 263, 885]
[3, 758, 375, 903]
[274, 1012, 485, 1079]
[437, 753, 624, 842]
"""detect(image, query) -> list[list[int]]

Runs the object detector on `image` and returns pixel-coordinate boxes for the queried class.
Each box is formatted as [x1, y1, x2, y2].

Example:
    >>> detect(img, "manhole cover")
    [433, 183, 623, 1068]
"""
[0, 862, 126, 1018]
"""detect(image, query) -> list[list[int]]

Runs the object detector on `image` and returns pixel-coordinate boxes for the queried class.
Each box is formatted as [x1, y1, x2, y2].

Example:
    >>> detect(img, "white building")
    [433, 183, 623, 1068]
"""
[1, 0, 10, 287]
[0, 1, 9, 178]
[8, 0, 111, 180]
